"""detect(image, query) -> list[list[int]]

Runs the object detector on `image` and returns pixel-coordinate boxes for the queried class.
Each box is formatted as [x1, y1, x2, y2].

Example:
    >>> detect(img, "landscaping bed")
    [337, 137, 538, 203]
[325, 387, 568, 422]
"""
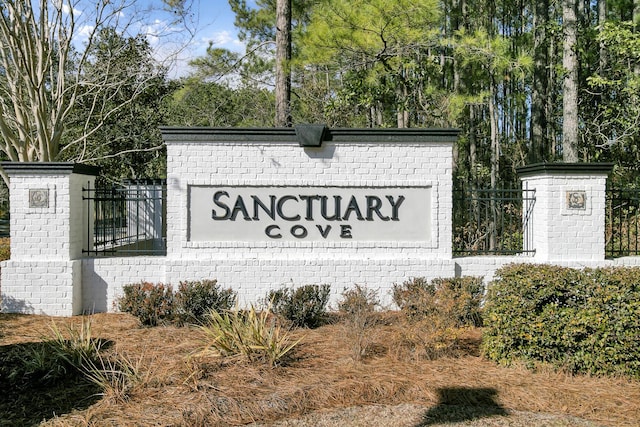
[1, 312, 638, 426]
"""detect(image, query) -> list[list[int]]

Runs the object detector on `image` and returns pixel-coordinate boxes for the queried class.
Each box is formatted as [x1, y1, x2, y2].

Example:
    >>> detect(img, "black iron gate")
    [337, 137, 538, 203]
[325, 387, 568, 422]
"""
[453, 183, 536, 256]
[83, 180, 166, 256]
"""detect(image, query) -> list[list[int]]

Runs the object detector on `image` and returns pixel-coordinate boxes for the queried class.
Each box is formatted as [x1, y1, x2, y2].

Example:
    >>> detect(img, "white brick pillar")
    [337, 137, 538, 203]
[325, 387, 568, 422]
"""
[518, 163, 613, 262]
[0, 163, 100, 316]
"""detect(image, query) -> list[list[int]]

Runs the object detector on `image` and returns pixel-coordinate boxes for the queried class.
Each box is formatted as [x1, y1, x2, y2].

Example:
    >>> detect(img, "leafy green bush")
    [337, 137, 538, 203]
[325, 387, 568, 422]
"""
[117, 282, 175, 326]
[174, 280, 237, 325]
[118, 280, 236, 326]
[200, 305, 301, 366]
[267, 284, 331, 328]
[392, 276, 484, 326]
[482, 264, 640, 378]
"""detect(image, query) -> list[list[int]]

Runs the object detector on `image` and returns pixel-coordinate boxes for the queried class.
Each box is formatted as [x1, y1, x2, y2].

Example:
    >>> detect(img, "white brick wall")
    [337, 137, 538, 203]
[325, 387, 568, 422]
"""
[82, 257, 167, 312]
[520, 166, 609, 262]
[158, 129, 456, 307]
[0, 141, 628, 316]
[166, 139, 453, 259]
[0, 164, 97, 315]
[1, 260, 81, 316]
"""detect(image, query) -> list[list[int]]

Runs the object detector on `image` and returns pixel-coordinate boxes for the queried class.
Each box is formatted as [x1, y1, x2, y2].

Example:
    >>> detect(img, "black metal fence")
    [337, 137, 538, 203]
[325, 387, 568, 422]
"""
[605, 187, 640, 258]
[453, 183, 536, 256]
[81, 179, 537, 257]
[83, 180, 166, 256]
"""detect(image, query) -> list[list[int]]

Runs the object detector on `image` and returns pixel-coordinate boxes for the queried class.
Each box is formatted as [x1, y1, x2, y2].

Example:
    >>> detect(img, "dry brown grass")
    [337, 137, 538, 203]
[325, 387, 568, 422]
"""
[1, 312, 639, 426]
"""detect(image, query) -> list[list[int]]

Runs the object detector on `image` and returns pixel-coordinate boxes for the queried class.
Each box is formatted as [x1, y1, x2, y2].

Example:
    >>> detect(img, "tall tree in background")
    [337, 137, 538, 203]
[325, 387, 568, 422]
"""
[0, 0, 190, 184]
[530, 0, 550, 162]
[170, 0, 640, 187]
[228, 0, 315, 125]
[61, 28, 170, 180]
[275, 0, 292, 126]
[297, 0, 441, 128]
[562, 0, 580, 162]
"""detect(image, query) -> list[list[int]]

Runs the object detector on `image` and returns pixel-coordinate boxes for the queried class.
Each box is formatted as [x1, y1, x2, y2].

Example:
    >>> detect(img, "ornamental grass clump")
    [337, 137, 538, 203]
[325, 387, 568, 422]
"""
[81, 348, 142, 403]
[8, 317, 104, 384]
[199, 305, 302, 367]
[4, 316, 139, 403]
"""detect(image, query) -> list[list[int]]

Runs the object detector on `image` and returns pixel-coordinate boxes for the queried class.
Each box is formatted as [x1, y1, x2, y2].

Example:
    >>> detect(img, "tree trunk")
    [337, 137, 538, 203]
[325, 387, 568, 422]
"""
[275, 0, 292, 127]
[396, 79, 410, 128]
[562, 0, 579, 162]
[599, 0, 606, 74]
[469, 105, 477, 181]
[489, 78, 499, 251]
[548, 23, 558, 157]
[634, 0, 639, 76]
[530, 0, 549, 162]
[490, 78, 499, 189]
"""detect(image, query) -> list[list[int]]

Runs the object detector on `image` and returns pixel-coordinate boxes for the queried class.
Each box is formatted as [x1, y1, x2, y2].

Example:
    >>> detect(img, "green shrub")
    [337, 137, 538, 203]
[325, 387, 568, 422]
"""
[267, 284, 331, 328]
[117, 282, 175, 326]
[174, 280, 237, 325]
[118, 280, 236, 327]
[200, 305, 301, 366]
[392, 276, 484, 327]
[482, 264, 640, 378]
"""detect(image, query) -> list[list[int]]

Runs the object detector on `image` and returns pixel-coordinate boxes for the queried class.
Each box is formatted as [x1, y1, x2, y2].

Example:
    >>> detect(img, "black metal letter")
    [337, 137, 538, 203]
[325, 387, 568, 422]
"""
[212, 191, 231, 220]
[265, 224, 282, 239]
[276, 195, 301, 221]
[366, 195, 389, 221]
[291, 225, 308, 238]
[387, 195, 405, 221]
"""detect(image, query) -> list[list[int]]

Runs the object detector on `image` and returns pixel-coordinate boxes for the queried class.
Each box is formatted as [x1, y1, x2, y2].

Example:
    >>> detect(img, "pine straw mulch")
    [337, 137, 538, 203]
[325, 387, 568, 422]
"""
[0, 312, 638, 426]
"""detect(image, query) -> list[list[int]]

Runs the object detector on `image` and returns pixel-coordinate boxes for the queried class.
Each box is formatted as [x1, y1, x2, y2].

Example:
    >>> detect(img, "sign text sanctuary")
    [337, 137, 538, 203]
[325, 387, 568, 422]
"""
[188, 186, 431, 243]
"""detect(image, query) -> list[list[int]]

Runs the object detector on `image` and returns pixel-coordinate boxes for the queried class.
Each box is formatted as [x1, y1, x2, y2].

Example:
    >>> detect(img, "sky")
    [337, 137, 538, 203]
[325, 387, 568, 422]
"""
[68, 0, 253, 78]
[167, 0, 250, 77]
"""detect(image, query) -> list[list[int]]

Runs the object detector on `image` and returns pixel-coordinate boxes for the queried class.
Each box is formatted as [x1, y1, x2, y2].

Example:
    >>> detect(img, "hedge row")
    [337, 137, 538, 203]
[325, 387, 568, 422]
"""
[118, 280, 236, 326]
[482, 264, 640, 378]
